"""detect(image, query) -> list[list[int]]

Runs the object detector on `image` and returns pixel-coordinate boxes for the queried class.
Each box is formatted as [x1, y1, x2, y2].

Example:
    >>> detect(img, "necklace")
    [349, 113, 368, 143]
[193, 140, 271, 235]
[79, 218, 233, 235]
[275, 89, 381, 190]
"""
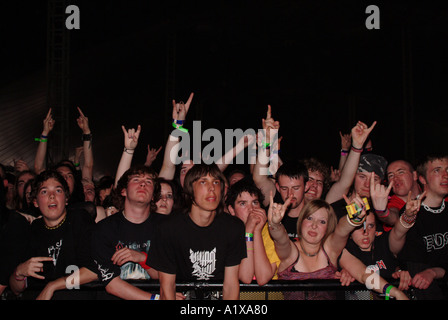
[422, 200, 445, 214]
[299, 240, 321, 257]
[45, 216, 66, 230]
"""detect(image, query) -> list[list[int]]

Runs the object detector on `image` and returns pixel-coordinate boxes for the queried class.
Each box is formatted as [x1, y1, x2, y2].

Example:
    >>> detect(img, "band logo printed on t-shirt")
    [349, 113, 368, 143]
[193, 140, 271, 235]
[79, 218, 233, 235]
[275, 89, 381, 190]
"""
[189, 248, 217, 280]
[423, 232, 448, 252]
[48, 239, 63, 266]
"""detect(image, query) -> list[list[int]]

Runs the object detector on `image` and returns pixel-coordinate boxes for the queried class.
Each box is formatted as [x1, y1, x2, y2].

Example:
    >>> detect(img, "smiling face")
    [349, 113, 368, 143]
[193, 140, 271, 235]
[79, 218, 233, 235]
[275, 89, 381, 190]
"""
[304, 170, 324, 202]
[33, 178, 68, 227]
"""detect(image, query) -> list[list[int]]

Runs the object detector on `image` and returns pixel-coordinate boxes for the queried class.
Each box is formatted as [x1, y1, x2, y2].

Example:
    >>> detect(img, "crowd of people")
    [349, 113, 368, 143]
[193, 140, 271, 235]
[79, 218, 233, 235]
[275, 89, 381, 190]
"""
[1, 93, 447, 300]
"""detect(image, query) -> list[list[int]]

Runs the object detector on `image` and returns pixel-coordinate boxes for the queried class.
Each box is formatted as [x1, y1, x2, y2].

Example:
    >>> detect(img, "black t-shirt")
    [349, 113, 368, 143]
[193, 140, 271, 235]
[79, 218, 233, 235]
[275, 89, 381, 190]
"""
[345, 231, 399, 279]
[26, 208, 95, 286]
[281, 214, 298, 241]
[399, 204, 448, 273]
[91, 211, 165, 285]
[147, 212, 246, 281]
[0, 211, 31, 285]
[398, 204, 448, 299]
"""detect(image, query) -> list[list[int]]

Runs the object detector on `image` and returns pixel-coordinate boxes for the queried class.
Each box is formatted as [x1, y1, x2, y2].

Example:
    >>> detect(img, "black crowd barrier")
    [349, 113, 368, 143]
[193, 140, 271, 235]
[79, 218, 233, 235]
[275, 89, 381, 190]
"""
[3, 279, 403, 301]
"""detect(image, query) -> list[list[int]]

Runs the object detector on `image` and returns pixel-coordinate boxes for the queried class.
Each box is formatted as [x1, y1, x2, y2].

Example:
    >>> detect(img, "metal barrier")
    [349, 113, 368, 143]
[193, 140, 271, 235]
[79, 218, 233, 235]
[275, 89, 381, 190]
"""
[4, 279, 401, 300]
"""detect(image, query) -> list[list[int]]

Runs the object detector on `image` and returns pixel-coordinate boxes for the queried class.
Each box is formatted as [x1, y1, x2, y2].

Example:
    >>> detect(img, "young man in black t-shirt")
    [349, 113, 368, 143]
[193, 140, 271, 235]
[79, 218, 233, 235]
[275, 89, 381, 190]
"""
[398, 155, 448, 299]
[9, 170, 97, 300]
[148, 163, 246, 300]
[92, 165, 163, 300]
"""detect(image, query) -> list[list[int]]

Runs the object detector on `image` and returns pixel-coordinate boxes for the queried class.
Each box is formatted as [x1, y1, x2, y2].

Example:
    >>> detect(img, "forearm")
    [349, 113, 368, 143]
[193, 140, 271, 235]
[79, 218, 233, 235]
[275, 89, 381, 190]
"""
[158, 134, 180, 180]
[9, 269, 27, 296]
[34, 137, 48, 174]
[238, 235, 255, 284]
[377, 207, 399, 227]
[253, 231, 275, 285]
[82, 137, 94, 182]
[325, 149, 361, 203]
[114, 150, 134, 187]
[222, 266, 240, 300]
[106, 277, 154, 300]
[269, 223, 292, 261]
[159, 272, 176, 300]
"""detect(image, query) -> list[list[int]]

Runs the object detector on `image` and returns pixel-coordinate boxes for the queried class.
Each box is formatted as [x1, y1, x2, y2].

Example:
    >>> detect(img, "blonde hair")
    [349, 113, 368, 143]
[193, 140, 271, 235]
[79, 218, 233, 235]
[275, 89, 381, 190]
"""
[297, 199, 337, 245]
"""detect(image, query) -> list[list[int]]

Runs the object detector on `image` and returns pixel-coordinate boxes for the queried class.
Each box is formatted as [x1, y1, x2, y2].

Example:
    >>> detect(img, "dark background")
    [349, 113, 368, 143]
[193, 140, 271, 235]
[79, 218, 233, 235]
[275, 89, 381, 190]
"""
[1, 1, 448, 179]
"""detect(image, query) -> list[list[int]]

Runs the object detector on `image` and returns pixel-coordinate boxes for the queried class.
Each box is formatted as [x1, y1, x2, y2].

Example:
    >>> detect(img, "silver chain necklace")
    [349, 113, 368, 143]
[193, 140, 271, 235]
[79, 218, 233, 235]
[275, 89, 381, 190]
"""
[422, 200, 445, 214]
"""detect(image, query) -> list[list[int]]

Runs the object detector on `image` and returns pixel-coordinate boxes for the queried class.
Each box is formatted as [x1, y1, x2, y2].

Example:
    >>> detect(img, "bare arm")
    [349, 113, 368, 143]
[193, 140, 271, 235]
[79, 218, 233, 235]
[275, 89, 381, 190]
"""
[34, 109, 55, 174]
[36, 267, 98, 300]
[106, 277, 156, 300]
[339, 249, 409, 300]
[389, 191, 425, 256]
[76, 107, 94, 183]
[325, 121, 377, 203]
[159, 271, 176, 300]
[159, 93, 194, 179]
[114, 125, 141, 188]
[325, 194, 368, 260]
[222, 265, 240, 300]
[252, 105, 279, 207]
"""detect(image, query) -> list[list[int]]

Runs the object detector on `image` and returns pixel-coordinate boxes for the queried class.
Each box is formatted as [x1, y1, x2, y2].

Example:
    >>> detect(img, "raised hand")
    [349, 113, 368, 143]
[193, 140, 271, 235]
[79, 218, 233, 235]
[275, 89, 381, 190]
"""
[76, 107, 91, 134]
[122, 125, 142, 151]
[404, 190, 426, 217]
[145, 145, 162, 166]
[370, 172, 393, 211]
[262, 105, 280, 142]
[351, 121, 376, 149]
[172, 92, 194, 121]
[339, 131, 352, 150]
[42, 109, 55, 136]
[343, 192, 368, 223]
[268, 191, 291, 226]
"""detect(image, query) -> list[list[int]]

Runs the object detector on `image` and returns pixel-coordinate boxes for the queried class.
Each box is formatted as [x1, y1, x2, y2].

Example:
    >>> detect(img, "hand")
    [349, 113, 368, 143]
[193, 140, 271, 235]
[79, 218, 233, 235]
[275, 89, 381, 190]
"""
[268, 191, 291, 226]
[392, 270, 412, 291]
[247, 208, 267, 233]
[145, 145, 162, 166]
[175, 292, 186, 300]
[262, 105, 280, 142]
[404, 190, 426, 217]
[412, 268, 437, 290]
[339, 131, 352, 150]
[76, 107, 91, 134]
[172, 92, 194, 121]
[121, 125, 141, 151]
[370, 172, 393, 211]
[343, 193, 367, 223]
[14, 159, 29, 172]
[351, 121, 376, 149]
[42, 109, 55, 136]
[335, 268, 355, 286]
[111, 248, 146, 266]
[330, 166, 341, 182]
[16, 257, 55, 280]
